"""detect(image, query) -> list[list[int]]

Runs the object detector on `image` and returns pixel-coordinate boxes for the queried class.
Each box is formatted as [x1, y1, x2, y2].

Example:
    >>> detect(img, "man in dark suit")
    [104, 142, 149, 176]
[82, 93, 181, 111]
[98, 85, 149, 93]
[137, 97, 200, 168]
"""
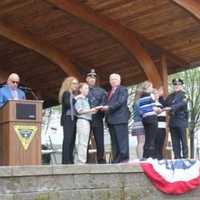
[164, 78, 188, 159]
[102, 73, 129, 163]
[86, 69, 107, 163]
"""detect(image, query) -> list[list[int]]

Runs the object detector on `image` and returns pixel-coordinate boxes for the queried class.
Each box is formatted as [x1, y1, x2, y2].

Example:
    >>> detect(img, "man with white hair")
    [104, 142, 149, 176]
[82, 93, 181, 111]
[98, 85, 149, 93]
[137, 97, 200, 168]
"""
[0, 73, 25, 107]
[102, 73, 129, 163]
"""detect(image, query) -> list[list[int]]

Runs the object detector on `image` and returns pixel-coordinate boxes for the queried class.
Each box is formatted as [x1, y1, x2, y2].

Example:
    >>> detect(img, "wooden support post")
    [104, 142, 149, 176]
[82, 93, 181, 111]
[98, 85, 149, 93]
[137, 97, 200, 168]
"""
[160, 54, 168, 97]
[159, 55, 172, 159]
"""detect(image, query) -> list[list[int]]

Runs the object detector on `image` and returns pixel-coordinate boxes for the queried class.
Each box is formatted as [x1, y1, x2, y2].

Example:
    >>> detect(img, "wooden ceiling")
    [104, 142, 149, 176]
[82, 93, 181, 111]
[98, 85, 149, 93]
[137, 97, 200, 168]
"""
[0, 0, 199, 107]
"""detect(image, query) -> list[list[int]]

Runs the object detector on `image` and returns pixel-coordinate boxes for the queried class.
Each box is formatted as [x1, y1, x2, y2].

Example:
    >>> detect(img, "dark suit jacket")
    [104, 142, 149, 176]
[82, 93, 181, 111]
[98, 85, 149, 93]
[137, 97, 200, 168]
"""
[88, 86, 107, 127]
[106, 85, 129, 125]
[165, 90, 188, 128]
[60, 91, 76, 126]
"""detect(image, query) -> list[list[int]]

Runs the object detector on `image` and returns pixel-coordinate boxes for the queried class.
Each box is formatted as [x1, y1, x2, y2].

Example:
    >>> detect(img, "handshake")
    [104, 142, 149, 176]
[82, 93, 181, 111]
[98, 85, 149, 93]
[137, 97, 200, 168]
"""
[153, 106, 171, 114]
[162, 107, 171, 111]
[90, 105, 109, 114]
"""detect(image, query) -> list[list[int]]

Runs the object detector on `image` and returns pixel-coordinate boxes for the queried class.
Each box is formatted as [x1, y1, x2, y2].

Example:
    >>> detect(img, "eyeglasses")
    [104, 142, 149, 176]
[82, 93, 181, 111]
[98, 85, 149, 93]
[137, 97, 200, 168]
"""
[11, 80, 19, 84]
[173, 83, 181, 86]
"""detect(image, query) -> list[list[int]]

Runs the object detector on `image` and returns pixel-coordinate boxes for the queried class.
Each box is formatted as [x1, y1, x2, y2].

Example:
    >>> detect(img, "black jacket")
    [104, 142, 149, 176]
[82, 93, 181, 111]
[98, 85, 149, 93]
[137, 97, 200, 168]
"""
[88, 86, 107, 126]
[60, 91, 76, 126]
[165, 90, 188, 128]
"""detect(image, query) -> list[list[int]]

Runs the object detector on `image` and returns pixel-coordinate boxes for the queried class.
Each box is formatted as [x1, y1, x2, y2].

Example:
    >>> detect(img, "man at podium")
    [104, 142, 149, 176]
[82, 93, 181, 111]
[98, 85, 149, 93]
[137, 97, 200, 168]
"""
[0, 73, 25, 108]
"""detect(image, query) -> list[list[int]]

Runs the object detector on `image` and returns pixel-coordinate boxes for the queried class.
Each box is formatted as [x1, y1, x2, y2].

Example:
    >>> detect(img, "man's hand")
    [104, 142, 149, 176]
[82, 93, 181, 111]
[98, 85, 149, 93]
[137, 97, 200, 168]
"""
[101, 105, 109, 111]
[95, 105, 104, 110]
[163, 107, 171, 111]
[91, 107, 98, 114]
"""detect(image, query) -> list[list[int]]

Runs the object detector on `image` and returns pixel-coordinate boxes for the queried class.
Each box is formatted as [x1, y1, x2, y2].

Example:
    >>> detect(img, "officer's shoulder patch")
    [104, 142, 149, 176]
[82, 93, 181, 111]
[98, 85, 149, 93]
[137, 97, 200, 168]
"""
[183, 94, 188, 102]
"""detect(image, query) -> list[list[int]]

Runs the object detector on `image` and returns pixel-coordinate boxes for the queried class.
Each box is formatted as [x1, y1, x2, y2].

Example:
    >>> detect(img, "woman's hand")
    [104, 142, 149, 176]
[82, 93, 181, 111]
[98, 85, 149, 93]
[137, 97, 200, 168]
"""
[153, 107, 162, 114]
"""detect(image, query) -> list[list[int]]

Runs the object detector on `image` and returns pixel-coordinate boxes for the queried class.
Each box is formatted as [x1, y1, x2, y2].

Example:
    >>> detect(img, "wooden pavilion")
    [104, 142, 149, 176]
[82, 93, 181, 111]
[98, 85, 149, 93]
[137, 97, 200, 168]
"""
[0, 0, 199, 107]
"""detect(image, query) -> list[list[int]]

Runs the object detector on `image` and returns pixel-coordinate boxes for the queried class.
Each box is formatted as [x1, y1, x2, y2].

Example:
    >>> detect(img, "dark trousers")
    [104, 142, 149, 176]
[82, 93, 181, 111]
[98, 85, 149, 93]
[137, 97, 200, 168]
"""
[108, 123, 129, 162]
[142, 115, 158, 159]
[155, 128, 166, 160]
[92, 120, 105, 163]
[62, 117, 76, 164]
[170, 126, 188, 159]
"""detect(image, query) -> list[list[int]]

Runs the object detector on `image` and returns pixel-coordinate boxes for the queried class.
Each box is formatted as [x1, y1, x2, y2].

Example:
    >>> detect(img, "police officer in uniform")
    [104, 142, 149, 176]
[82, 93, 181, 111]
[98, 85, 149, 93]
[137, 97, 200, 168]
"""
[86, 69, 107, 163]
[164, 78, 188, 159]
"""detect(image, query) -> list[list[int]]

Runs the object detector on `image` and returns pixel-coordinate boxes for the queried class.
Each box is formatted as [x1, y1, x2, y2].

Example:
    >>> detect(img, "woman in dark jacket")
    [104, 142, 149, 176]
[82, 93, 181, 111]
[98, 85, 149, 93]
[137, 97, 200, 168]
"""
[58, 77, 79, 164]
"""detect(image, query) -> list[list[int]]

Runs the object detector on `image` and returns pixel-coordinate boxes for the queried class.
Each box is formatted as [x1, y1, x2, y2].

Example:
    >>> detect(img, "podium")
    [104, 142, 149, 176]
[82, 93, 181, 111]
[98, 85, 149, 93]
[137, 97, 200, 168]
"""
[0, 100, 43, 165]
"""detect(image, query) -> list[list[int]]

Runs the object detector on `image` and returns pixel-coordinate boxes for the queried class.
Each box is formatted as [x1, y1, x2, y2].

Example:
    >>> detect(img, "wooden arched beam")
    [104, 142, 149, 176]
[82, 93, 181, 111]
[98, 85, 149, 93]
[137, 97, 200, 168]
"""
[135, 33, 188, 68]
[0, 21, 82, 80]
[46, 0, 162, 87]
[172, 0, 200, 20]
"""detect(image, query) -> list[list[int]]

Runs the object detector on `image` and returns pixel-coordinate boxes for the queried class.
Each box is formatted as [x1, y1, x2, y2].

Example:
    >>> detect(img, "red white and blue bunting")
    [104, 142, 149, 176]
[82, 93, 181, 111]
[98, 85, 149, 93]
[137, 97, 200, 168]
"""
[140, 158, 200, 194]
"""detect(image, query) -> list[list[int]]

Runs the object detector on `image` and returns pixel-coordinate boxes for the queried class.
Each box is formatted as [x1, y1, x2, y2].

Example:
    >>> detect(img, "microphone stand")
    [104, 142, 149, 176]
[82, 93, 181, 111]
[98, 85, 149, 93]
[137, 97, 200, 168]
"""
[19, 86, 39, 100]
[30, 89, 39, 100]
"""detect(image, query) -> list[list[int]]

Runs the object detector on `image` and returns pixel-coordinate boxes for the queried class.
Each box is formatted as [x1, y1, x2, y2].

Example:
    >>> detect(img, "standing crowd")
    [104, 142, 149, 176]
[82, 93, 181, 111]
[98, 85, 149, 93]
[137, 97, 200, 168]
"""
[59, 70, 129, 164]
[0, 72, 188, 164]
[59, 69, 189, 164]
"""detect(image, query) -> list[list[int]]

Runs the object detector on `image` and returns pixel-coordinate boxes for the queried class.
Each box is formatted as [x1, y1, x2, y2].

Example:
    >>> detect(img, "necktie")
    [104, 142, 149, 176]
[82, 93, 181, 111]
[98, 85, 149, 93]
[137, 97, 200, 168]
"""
[108, 87, 116, 101]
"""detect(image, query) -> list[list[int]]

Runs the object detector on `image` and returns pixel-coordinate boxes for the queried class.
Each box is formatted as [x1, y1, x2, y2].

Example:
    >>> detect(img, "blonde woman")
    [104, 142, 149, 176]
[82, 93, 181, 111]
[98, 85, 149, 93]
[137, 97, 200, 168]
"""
[59, 77, 79, 164]
[131, 84, 145, 159]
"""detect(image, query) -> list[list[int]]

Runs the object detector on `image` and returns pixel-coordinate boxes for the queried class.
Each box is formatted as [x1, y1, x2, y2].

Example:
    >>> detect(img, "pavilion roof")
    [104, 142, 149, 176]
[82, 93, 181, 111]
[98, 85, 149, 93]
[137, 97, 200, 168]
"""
[0, 0, 199, 107]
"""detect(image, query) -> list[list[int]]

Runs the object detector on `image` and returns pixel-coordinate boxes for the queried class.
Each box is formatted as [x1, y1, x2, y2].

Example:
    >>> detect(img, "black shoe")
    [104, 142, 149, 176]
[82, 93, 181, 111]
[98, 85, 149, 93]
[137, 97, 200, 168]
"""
[120, 159, 129, 163]
[112, 157, 129, 164]
[111, 157, 121, 164]
[98, 159, 107, 164]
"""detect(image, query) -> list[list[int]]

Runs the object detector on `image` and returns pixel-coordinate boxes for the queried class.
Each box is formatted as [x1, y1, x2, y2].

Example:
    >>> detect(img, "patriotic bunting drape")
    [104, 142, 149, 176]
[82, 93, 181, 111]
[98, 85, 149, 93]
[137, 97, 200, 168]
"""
[140, 158, 200, 195]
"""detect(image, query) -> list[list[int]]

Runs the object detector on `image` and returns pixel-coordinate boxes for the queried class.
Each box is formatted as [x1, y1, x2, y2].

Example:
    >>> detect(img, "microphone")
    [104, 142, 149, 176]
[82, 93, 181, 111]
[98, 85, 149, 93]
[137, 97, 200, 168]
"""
[19, 86, 32, 91]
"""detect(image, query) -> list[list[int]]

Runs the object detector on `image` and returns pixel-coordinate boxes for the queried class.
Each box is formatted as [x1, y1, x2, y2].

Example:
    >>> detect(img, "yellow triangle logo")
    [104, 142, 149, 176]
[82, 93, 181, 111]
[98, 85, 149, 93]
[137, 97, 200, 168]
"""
[14, 125, 38, 150]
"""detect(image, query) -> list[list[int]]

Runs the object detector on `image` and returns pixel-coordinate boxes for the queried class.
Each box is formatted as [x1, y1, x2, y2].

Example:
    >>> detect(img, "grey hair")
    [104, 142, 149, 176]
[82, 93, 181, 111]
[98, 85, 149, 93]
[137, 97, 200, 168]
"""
[109, 73, 121, 80]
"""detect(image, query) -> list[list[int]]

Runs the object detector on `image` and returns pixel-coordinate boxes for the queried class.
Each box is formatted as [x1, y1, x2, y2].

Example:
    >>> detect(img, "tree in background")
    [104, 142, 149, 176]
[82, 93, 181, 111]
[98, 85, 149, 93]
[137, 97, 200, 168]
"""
[128, 86, 136, 129]
[169, 67, 200, 158]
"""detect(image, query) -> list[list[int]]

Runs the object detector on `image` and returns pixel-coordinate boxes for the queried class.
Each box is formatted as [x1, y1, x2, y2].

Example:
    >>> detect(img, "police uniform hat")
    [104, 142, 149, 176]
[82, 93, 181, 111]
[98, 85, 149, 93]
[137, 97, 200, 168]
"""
[172, 78, 184, 85]
[87, 69, 97, 78]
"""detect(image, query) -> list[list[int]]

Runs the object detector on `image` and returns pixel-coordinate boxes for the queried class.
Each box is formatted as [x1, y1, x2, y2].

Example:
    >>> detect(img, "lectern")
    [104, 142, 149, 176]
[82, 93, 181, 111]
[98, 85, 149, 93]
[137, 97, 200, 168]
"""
[0, 100, 43, 165]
